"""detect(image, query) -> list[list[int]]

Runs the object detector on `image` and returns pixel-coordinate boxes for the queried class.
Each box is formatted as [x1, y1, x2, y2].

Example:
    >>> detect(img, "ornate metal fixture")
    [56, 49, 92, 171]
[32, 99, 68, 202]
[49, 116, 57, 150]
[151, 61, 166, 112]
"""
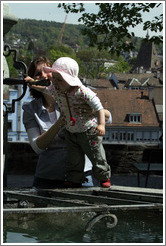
[3, 44, 28, 113]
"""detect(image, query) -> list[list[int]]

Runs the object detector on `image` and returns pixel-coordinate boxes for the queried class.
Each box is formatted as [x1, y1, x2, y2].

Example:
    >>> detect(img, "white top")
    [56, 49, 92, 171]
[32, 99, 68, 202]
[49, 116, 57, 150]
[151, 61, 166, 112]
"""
[45, 84, 104, 133]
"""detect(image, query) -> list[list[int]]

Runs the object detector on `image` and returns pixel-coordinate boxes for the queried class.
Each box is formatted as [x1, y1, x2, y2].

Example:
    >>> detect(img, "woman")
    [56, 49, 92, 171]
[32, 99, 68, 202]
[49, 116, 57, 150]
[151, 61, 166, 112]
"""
[23, 56, 112, 188]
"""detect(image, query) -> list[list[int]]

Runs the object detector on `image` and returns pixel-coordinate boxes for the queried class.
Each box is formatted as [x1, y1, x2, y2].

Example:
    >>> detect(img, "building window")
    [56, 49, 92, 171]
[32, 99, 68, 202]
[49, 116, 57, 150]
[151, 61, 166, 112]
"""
[131, 87, 139, 90]
[103, 130, 110, 141]
[136, 131, 143, 141]
[151, 131, 158, 141]
[144, 132, 151, 142]
[112, 131, 118, 141]
[119, 132, 126, 141]
[127, 132, 134, 141]
[8, 121, 12, 131]
[129, 113, 142, 124]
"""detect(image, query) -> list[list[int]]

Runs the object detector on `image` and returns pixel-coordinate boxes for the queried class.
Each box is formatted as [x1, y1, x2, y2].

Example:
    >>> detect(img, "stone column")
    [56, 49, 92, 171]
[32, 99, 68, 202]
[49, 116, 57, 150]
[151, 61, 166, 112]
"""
[3, 3, 18, 81]
[3, 3, 18, 176]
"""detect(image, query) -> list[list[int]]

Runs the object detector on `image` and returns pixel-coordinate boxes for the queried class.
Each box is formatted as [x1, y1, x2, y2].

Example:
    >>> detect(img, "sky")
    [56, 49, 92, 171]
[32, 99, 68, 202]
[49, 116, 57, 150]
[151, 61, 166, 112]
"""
[3, 1, 164, 38]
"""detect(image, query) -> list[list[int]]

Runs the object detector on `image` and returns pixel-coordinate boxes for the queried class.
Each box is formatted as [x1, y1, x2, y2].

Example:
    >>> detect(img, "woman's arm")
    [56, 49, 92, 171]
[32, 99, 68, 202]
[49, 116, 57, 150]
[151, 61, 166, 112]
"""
[35, 116, 64, 150]
[23, 104, 64, 154]
[26, 117, 64, 154]
[25, 76, 54, 95]
[103, 109, 112, 124]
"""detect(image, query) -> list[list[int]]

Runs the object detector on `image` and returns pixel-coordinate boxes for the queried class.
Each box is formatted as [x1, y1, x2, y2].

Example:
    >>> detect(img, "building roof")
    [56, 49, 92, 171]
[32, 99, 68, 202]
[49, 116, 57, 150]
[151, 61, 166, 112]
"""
[87, 73, 163, 90]
[153, 87, 163, 105]
[86, 79, 111, 88]
[113, 72, 154, 81]
[111, 73, 163, 87]
[95, 89, 159, 127]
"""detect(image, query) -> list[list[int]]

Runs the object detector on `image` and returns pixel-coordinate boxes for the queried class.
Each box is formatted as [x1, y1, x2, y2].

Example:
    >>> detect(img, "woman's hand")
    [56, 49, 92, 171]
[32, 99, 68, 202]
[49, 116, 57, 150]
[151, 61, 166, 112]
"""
[24, 76, 34, 85]
[24, 76, 46, 92]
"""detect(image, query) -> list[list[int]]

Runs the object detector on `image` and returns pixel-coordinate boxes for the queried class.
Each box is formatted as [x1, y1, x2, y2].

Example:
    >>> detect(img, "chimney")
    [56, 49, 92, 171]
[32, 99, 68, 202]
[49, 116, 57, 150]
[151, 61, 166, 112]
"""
[148, 87, 154, 100]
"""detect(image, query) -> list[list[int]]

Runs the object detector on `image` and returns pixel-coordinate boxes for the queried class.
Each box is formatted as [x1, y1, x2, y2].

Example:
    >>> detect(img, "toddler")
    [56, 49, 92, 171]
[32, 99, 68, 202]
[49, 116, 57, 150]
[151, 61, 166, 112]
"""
[42, 57, 111, 188]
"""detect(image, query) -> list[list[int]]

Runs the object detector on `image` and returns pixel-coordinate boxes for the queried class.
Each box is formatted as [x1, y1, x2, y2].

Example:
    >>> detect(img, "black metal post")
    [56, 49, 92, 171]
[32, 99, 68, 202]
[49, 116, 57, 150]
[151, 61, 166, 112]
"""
[3, 105, 9, 188]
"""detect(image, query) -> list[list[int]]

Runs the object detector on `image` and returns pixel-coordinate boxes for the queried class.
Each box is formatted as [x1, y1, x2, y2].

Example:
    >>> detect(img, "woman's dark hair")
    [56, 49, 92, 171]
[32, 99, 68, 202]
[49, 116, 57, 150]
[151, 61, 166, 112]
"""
[28, 56, 52, 98]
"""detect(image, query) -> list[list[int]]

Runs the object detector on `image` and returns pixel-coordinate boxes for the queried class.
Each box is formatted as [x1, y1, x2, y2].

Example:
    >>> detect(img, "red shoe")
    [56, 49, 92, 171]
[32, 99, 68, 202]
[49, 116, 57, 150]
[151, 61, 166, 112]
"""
[63, 181, 82, 188]
[100, 179, 111, 188]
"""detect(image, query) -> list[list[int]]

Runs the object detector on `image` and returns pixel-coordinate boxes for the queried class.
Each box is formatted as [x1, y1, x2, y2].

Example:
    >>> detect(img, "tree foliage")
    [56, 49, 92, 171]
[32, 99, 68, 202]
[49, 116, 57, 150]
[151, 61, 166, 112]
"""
[105, 56, 131, 74]
[49, 45, 76, 62]
[3, 15, 162, 79]
[77, 48, 113, 79]
[58, 3, 163, 55]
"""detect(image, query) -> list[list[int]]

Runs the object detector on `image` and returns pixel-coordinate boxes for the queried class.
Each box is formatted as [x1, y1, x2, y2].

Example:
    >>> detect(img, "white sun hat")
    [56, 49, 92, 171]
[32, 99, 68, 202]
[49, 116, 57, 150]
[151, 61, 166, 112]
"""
[43, 57, 82, 87]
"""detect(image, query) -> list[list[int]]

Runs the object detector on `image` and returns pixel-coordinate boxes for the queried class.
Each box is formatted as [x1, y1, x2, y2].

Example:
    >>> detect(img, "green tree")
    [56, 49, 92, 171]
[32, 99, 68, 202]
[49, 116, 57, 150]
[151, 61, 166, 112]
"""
[58, 3, 163, 54]
[105, 56, 131, 74]
[6, 55, 19, 78]
[48, 45, 76, 62]
[77, 48, 112, 79]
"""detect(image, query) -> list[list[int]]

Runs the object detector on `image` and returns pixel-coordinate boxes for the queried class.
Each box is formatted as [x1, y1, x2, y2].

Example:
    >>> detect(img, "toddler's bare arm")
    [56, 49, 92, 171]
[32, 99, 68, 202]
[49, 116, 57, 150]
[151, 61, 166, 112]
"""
[95, 109, 105, 136]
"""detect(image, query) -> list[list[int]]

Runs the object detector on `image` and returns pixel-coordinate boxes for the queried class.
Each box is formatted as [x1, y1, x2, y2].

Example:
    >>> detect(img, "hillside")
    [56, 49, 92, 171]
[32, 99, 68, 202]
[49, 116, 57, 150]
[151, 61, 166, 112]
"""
[4, 19, 90, 52]
[3, 18, 162, 79]
[4, 19, 147, 53]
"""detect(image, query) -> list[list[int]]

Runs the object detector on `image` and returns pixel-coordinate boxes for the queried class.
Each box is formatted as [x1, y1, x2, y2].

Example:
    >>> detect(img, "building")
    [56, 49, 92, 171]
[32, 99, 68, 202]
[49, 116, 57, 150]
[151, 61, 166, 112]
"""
[131, 31, 162, 73]
[3, 86, 32, 142]
[88, 72, 163, 129]
[3, 82, 162, 147]
[96, 89, 161, 145]
[110, 73, 163, 127]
